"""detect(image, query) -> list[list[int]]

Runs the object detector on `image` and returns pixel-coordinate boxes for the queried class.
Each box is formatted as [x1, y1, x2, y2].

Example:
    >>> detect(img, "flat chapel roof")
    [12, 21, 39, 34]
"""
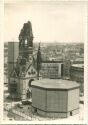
[31, 79, 80, 90]
[72, 64, 84, 68]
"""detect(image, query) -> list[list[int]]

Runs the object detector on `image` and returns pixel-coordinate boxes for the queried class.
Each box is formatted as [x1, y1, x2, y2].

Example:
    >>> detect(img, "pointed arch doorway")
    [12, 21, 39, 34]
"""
[26, 79, 34, 99]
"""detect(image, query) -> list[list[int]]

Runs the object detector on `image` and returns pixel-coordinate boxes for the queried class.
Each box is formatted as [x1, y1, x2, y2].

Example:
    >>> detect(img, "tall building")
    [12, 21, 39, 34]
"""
[8, 21, 37, 99]
[8, 42, 19, 92]
[70, 64, 84, 93]
[40, 60, 63, 79]
[62, 59, 71, 79]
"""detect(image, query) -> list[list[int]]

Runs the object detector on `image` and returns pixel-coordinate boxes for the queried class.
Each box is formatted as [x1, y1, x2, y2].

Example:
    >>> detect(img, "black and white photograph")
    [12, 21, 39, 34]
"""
[3, 0, 88, 123]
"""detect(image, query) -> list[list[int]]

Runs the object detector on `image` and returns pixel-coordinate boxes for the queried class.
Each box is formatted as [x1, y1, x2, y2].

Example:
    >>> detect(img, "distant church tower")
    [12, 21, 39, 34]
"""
[37, 43, 42, 79]
[9, 21, 37, 100]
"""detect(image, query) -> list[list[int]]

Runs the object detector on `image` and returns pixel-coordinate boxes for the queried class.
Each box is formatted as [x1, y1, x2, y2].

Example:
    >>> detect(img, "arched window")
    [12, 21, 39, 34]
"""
[25, 39, 27, 45]
[28, 79, 34, 87]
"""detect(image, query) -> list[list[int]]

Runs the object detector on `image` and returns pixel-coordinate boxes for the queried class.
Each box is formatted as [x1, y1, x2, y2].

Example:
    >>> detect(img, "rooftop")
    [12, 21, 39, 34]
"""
[31, 79, 80, 90]
[42, 60, 63, 63]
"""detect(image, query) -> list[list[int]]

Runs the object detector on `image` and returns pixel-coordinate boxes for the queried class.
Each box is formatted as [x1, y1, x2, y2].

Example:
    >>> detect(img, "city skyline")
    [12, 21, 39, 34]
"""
[5, 1, 86, 43]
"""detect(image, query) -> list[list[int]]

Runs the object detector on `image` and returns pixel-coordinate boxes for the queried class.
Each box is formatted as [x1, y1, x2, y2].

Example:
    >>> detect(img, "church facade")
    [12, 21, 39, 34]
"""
[9, 21, 37, 100]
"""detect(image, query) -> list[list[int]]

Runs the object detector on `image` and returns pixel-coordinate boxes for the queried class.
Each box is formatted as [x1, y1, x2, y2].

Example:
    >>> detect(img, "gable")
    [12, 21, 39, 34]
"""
[10, 69, 17, 77]
[25, 65, 37, 77]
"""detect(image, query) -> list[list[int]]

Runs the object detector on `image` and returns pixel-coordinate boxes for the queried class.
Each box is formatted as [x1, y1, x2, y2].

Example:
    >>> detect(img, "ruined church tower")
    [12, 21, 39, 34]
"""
[9, 21, 37, 100]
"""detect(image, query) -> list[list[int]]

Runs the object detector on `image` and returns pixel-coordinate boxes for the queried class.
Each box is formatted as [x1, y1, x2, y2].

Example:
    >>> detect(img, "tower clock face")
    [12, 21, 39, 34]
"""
[19, 58, 26, 65]
[29, 56, 33, 63]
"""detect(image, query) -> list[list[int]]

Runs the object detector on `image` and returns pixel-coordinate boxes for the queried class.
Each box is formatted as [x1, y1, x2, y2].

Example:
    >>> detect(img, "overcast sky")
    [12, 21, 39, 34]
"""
[5, 1, 86, 43]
